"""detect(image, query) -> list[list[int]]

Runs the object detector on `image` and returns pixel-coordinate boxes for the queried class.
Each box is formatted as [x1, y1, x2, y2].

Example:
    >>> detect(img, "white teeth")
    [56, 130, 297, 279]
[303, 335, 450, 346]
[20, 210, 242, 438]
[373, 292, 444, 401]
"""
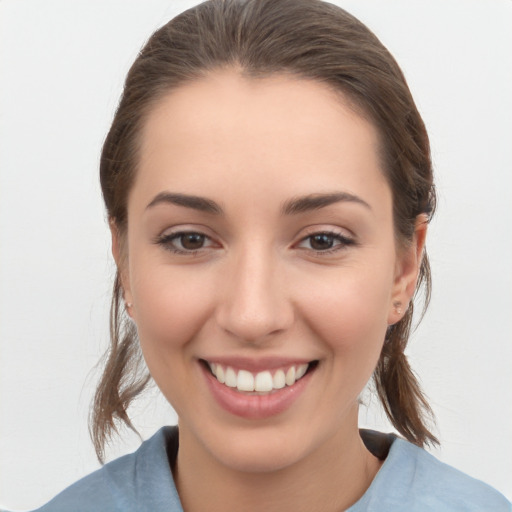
[225, 367, 237, 387]
[209, 362, 311, 393]
[254, 371, 273, 392]
[296, 363, 308, 379]
[285, 366, 296, 386]
[216, 365, 225, 384]
[272, 369, 286, 389]
[237, 370, 255, 392]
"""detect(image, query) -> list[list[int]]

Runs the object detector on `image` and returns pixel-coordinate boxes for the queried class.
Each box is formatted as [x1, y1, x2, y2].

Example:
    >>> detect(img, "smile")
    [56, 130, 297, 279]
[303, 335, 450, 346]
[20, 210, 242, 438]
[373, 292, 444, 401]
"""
[206, 361, 312, 394]
[200, 358, 318, 419]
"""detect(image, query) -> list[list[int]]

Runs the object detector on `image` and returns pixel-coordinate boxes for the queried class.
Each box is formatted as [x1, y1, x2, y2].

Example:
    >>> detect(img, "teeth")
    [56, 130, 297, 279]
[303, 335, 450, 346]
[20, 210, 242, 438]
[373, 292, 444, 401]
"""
[255, 371, 273, 392]
[216, 365, 225, 384]
[209, 363, 311, 393]
[273, 369, 286, 389]
[225, 367, 237, 388]
[296, 363, 308, 379]
[237, 370, 255, 392]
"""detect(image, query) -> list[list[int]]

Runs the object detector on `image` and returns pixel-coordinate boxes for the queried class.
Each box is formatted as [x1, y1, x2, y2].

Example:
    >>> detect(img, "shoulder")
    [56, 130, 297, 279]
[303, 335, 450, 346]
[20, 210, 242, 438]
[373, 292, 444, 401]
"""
[392, 438, 510, 511]
[354, 434, 511, 512]
[29, 427, 183, 512]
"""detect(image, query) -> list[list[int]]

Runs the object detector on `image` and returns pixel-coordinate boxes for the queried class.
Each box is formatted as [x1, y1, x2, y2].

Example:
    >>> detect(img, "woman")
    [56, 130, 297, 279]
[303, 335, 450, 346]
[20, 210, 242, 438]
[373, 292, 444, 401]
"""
[4, 0, 510, 510]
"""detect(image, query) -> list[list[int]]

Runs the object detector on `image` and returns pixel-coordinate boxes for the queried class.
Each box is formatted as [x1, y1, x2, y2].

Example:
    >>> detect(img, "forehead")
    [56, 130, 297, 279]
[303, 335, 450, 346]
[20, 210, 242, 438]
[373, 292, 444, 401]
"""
[133, 70, 389, 213]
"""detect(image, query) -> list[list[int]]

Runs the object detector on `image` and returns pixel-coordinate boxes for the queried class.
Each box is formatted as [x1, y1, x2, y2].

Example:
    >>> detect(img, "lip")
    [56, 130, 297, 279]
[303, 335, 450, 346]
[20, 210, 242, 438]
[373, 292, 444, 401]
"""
[200, 358, 316, 419]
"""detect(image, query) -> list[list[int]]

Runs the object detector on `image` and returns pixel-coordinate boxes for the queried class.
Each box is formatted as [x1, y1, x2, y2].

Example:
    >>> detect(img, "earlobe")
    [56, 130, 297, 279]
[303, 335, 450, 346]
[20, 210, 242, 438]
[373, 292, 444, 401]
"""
[388, 214, 428, 325]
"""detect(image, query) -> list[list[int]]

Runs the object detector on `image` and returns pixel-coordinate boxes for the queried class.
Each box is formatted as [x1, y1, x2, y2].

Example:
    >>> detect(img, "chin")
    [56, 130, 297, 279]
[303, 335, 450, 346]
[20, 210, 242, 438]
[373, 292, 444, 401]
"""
[213, 437, 304, 474]
[195, 420, 322, 474]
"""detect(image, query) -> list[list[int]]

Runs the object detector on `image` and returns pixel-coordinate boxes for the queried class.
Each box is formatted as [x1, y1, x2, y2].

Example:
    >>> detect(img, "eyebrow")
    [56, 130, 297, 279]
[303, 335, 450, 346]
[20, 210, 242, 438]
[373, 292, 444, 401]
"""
[282, 192, 371, 215]
[146, 192, 222, 214]
[145, 191, 371, 216]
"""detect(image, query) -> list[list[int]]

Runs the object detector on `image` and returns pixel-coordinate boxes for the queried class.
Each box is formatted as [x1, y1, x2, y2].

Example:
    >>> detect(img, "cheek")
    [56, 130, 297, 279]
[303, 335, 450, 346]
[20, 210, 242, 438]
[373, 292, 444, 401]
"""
[129, 259, 214, 360]
[296, 266, 393, 358]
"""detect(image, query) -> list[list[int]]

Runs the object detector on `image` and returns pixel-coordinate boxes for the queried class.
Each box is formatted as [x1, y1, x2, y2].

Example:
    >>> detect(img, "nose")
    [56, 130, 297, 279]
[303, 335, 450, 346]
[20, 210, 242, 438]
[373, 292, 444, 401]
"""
[215, 246, 294, 344]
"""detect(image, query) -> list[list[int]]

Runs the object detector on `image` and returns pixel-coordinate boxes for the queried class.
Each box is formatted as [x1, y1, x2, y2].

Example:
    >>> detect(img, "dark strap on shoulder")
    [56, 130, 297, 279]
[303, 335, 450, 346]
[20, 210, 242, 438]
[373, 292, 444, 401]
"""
[164, 425, 180, 470]
[359, 429, 396, 460]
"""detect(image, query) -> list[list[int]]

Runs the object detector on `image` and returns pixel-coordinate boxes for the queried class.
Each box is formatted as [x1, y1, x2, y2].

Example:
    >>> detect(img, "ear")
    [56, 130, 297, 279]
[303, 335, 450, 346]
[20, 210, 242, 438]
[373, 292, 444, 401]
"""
[110, 220, 134, 318]
[388, 214, 428, 325]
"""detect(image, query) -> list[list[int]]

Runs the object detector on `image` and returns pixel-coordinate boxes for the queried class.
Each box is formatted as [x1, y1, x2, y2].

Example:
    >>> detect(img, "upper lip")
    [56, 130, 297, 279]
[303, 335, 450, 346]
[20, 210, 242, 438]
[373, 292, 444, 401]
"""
[199, 356, 317, 373]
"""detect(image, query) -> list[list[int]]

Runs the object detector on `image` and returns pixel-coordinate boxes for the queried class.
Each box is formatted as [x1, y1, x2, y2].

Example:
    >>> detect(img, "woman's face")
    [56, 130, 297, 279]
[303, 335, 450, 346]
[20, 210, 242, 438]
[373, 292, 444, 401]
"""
[117, 71, 423, 473]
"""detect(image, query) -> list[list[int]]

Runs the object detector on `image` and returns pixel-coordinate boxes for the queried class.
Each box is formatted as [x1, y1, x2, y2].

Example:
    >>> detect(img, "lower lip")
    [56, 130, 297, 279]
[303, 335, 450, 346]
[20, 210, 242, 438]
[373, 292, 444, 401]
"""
[201, 363, 314, 420]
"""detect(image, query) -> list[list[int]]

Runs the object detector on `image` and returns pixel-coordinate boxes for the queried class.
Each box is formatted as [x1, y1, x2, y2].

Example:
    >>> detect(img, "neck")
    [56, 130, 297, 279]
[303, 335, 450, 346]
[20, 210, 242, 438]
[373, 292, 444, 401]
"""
[174, 414, 382, 512]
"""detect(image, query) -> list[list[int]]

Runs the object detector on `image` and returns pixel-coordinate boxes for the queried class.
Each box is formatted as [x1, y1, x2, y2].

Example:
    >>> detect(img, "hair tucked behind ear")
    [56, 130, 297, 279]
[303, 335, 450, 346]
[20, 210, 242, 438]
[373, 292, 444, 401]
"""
[92, 0, 439, 461]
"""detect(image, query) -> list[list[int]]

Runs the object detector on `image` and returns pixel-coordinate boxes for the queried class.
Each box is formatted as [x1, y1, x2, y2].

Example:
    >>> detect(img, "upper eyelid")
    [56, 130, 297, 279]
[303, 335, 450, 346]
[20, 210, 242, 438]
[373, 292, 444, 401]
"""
[154, 227, 212, 246]
[294, 225, 356, 241]
[158, 230, 216, 244]
[160, 229, 211, 238]
[300, 228, 352, 238]
[156, 224, 219, 241]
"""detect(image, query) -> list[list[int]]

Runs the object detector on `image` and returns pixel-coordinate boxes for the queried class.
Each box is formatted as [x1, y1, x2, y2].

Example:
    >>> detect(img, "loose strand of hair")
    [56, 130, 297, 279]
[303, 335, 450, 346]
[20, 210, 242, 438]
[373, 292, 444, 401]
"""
[90, 273, 151, 463]
[374, 262, 439, 448]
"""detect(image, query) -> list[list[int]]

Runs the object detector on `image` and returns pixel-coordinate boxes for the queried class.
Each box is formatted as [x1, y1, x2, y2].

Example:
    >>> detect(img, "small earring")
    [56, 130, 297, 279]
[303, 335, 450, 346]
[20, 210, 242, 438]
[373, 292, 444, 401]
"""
[393, 301, 403, 315]
[125, 302, 133, 309]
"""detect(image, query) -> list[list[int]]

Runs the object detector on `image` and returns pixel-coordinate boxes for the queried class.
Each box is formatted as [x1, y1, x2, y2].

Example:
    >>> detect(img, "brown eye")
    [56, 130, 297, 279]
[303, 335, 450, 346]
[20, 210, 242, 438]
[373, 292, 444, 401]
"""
[309, 234, 335, 250]
[296, 231, 355, 253]
[156, 231, 215, 254]
[179, 233, 206, 250]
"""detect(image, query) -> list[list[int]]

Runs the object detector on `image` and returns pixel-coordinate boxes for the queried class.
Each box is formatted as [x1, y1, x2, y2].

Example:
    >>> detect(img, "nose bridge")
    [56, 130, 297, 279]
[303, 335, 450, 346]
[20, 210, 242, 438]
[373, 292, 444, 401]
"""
[216, 241, 292, 342]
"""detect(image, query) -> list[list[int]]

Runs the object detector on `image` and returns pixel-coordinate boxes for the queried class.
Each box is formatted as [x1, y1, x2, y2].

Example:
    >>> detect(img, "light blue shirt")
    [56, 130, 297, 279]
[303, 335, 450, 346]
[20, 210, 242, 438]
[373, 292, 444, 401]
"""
[26, 426, 510, 511]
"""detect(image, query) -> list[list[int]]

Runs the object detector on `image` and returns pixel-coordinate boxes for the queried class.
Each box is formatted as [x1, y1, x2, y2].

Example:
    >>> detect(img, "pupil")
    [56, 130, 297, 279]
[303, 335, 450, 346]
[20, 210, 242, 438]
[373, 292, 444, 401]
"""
[310, 234, 333, 250]
[181, 233, 205, 250]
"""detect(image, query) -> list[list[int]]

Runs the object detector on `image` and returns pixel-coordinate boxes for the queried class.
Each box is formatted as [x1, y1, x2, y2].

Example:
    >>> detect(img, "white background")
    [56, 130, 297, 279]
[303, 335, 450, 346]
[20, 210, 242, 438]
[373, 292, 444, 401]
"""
[1, 0, 511, 509]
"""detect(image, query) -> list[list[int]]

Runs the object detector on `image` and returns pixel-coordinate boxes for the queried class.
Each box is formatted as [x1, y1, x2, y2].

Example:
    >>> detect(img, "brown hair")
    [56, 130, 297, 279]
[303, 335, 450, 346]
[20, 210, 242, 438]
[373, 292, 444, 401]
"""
[92, 0, 438, 462]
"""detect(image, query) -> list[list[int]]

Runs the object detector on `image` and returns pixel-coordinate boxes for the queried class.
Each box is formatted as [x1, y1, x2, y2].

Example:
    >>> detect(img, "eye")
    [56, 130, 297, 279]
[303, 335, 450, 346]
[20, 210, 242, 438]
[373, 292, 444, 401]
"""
[297, 231, 355, 253]
[156, 231, 216, 254]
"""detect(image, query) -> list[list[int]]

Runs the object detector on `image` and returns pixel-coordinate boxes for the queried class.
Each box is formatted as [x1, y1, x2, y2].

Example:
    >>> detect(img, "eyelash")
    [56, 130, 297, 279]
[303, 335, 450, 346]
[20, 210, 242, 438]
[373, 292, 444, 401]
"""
[155, 230, 356, 256]
[296, 231, 356, 255]
[155, 231, 215, 255]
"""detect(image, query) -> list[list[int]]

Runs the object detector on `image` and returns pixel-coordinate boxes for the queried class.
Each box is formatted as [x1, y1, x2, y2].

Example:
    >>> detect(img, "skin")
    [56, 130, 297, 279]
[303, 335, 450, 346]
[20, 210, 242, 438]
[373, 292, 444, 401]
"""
[112, 70, 426, 512]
